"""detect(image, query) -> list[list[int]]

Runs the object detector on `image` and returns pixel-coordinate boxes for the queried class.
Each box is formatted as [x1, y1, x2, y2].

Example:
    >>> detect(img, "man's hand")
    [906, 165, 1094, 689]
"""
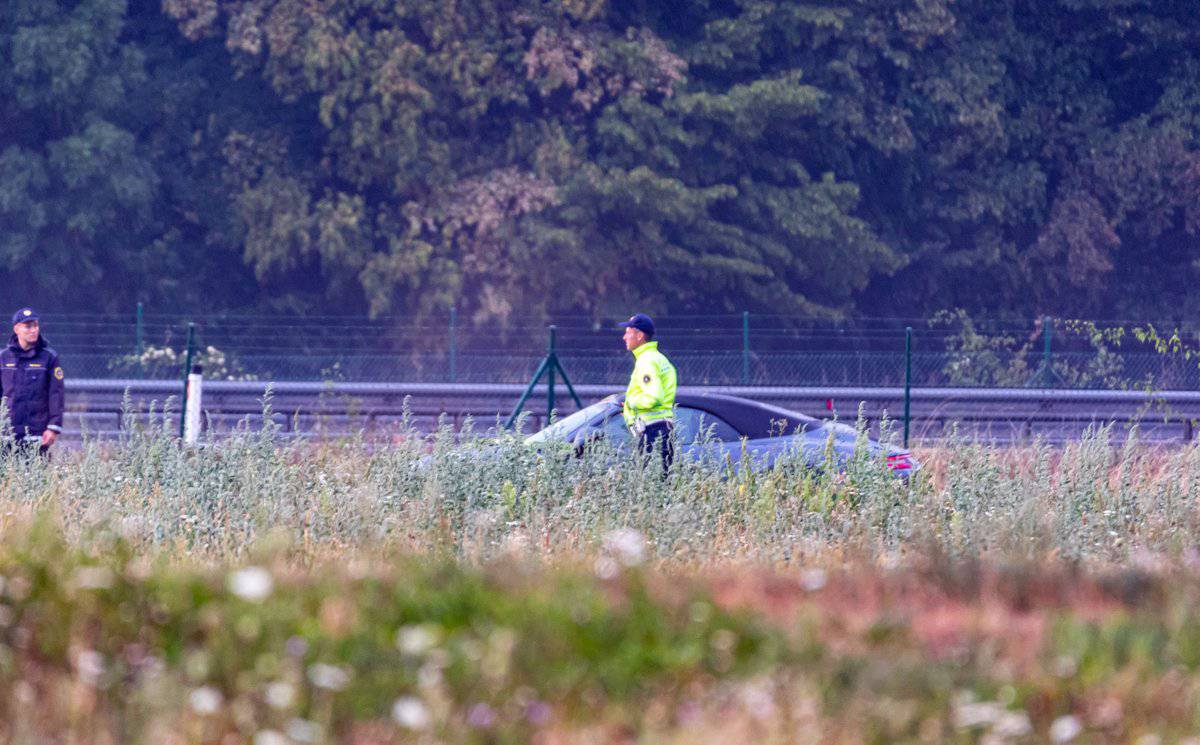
[40, 430, 57, 448]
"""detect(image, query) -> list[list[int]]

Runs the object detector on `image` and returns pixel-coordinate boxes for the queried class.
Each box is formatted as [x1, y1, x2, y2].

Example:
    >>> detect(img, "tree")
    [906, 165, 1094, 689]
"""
[0, 0, 274, 313]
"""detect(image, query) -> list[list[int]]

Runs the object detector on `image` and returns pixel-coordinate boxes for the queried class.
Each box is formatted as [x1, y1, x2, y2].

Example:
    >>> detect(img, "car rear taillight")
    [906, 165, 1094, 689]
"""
[886, 453, 914, 471]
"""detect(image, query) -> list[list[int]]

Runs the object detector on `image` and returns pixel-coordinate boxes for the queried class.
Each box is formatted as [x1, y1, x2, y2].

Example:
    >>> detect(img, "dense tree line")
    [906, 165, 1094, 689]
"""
[1, 0, 1198, 323]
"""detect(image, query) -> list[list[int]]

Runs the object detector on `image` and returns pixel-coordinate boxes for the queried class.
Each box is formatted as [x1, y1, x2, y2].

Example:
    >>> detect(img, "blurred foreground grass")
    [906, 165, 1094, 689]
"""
[5, 519, 1200, 742]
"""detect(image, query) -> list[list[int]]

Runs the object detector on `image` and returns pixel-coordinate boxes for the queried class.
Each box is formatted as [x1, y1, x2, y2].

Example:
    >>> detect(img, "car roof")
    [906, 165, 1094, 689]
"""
[676, 392, 820, 438]
[600, 392, 821, 439]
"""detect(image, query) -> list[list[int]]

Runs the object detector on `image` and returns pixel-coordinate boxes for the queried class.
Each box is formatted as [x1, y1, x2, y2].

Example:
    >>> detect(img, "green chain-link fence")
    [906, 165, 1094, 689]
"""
[39, 310, 1200, 390]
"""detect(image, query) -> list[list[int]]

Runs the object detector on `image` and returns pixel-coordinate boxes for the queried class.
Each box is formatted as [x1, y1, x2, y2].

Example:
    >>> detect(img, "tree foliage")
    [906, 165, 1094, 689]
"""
[2, 0, 1200, 322]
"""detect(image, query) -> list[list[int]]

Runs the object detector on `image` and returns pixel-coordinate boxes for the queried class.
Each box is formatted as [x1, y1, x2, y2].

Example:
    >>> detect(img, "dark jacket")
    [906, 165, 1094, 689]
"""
[0, 334, 64, 438]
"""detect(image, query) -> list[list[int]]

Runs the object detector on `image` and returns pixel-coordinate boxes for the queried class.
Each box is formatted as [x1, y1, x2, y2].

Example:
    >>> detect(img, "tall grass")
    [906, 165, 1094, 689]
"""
[3, 396, 1198, 568]
[3, 400, 1200, 741]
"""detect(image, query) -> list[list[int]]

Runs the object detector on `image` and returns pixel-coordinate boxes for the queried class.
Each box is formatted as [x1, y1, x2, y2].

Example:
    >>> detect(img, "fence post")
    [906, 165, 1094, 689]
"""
[449, 305, 457, 383]
[184, 364, 203, 445]
[1027, 315, 1057, 387]
[903, 326, 912, 449]
[546, 325, 557, 426]
[741, 311, 750, 385]
[135, 302, 143, 357]
[179, 322, 195, 438]
[1041, 315, 1052, 380]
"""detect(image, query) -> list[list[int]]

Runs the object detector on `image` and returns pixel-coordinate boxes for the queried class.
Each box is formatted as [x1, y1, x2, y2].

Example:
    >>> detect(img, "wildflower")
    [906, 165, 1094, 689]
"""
[396, 624, 440, 656]
[73, 566, 115, 590]
[189, 686, 223, 715]
[13, 681, 33, 705]
[227, 566, 274, 601]
[418, 661, 444, 688]
[467, 703, 497, 729]
[1049, 715, 1082, 742]
[709, 629, 737, 653]
[253, 731, 288, 745]
[992, 711, 1032, 737]
[392, 696, 431, 730]
[265, 681, 295, 709]
[307, 663, 350, 691]
[800, 568, 827, 592]
[954, 701, 1002, 729]
[594, 556, 620, 580]
[738, 681, 775, 720]
[602, 528, 647, 566]
[73, 649, 105, 687]
[675, 700, 702, 726]
[525, 700, 552, 727]
[1052, 655, 1077, 677]
[285, 636, 308, 657]
[286, 718, 322, 743]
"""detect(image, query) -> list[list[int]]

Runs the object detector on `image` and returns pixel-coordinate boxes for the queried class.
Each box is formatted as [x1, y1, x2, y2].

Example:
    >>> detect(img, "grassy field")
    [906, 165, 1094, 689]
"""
[3, 411, 1200, 741]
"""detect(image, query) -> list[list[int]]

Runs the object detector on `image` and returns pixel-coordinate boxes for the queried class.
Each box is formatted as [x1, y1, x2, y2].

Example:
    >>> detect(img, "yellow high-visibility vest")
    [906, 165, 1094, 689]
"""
[622, 341, 677, 427]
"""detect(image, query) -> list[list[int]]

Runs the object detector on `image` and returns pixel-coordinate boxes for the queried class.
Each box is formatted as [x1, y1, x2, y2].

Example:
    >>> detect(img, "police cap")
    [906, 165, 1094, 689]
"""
[618, 313, 655, 337]
[11, 307, 38, 325]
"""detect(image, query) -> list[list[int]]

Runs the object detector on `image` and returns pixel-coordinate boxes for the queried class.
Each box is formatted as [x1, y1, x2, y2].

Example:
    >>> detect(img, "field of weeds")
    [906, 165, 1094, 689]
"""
[4, 410, 1200, 741]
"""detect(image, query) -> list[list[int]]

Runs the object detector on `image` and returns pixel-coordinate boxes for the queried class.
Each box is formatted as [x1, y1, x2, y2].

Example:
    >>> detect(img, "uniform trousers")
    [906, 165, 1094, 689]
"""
[636, 420, 674, 475]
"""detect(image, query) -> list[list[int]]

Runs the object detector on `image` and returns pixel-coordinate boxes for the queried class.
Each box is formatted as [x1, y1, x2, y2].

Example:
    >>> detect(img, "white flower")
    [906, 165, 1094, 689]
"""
[13, 681, 33, 705]
[73, 566, 115, 590]
[228, 566, 274, 602]
[418, 662, 443, 689]
[992, 711, 1032, 738]
[1049, 715, 1082, 742]
[396, 625, 440, 656]
[593, 556, 620, 580]
[1052, 655, 1077, 677]
[602, 528, 647, 566]
[738, 681, 775, 720]
[265, 681, 296, 709]
[253, 731, 289, 745]
[73, 649, 105, 687]
[954, 701, 1002, 729]
[392, 696, 431, 730]
[189, 686, 223, 715]
[800, 568, 827, 592]
[307, 663, 350, 691]
[286, 718, 322, 743]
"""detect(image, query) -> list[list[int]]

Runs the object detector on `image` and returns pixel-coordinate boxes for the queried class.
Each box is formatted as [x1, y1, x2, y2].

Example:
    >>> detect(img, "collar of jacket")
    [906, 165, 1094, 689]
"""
[631, 340, 659, 359]
[7, 334, 46, 356]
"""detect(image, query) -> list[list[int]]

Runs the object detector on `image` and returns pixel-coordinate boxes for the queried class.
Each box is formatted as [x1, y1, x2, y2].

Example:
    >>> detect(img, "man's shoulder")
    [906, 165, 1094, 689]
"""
[634, 350, 663, 368]
[645, 347, 673, 367]
[39, 346, 59, 362]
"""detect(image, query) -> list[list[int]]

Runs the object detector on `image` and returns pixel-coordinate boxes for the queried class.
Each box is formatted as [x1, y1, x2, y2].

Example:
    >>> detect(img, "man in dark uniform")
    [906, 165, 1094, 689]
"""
[0, 308, 65, 455]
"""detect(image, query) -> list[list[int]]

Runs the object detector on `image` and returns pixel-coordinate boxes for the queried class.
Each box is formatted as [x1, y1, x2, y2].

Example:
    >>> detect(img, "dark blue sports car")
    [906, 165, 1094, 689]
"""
[525, 392, 917, 476]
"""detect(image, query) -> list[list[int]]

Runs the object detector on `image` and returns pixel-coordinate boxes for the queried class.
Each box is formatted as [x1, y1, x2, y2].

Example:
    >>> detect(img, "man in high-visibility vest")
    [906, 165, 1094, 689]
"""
[619, 313, 677, 473]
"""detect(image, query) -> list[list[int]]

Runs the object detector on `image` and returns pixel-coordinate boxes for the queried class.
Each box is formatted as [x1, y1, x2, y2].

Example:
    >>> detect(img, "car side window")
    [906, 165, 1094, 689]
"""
[673, 407, 741, 443]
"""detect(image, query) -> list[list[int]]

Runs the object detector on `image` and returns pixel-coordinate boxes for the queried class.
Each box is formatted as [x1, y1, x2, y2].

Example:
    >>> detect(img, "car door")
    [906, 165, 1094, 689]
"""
[669, 406, 749, 466]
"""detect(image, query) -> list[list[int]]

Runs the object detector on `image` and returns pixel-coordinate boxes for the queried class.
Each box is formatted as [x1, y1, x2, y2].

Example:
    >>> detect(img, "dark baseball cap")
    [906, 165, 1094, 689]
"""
[618, 313, 655, 336]
[11, 307, 38, 325]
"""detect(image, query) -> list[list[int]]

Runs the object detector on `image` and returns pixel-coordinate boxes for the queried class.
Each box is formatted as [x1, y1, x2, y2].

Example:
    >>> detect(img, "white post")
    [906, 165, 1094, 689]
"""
[184, 364, 203, 445]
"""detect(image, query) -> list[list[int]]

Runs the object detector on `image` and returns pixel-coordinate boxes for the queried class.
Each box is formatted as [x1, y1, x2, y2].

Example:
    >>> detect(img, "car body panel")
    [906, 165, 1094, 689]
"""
[525, 393, 918, 477]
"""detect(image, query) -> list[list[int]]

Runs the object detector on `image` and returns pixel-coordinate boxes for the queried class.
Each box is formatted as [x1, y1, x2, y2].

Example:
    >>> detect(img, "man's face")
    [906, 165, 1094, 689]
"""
[13, 320, 38, 348]
[623, 326, 647, 351]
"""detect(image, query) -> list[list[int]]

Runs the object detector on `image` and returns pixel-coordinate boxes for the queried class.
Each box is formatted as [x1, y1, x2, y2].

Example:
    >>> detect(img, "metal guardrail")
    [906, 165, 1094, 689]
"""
[58, 379, 1200, 445]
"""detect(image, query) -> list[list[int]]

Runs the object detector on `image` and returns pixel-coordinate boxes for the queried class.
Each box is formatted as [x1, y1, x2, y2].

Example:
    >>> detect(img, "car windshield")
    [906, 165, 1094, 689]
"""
[524, 401, 616, 443]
